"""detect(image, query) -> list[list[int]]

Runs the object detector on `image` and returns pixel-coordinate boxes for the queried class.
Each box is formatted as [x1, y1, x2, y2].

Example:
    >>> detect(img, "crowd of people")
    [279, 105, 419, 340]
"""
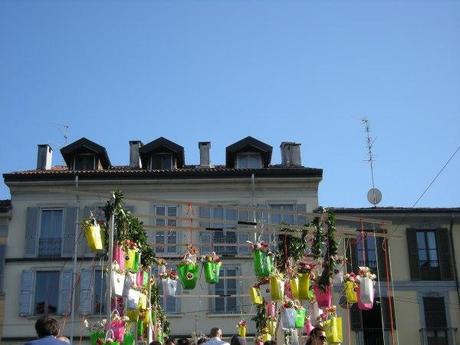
[26, 317, 328, 345]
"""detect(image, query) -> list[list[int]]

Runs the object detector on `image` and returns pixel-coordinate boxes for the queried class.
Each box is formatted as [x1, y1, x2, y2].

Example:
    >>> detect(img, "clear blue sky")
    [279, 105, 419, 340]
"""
[1, 0, 459, 207]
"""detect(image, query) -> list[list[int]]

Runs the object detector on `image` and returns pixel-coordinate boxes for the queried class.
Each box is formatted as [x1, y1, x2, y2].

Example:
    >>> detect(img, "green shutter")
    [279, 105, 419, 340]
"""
[436, 228, 453, 280]
[406, 228, 420, 280]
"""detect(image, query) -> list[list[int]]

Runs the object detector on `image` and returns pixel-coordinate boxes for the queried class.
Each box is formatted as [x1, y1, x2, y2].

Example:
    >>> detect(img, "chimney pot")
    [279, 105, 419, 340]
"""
[37, 144, 53, 170]
[129, 141, 143, 168]
[198, 141, 211, 168]
[280, 142, 302, 167]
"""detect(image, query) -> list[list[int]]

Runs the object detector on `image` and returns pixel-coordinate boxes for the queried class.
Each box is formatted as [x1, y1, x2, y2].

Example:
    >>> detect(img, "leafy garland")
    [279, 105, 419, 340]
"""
[317, 210, 338, 291]
[275, 225, 309, 274]
[151, 282, 171, 337]
[251, 303, 267, 334]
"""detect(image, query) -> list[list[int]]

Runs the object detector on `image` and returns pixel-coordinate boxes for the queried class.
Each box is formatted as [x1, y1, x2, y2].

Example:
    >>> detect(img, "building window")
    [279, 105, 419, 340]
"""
[199, 206, 249, 256]
[0, 245, 5, 294]
[423, 297, 448, 345]
[357, 235, 377, 270]
[152, 268, 181, 314]
[153, 205, 178, 255]
[74, 154, 96, 170]
[150, 154, 173, 170]
[39, 209, 63, 257]
[94, 270, 107, 314]
[407, 228, 452, 281]
[213, 266, 239, 314]
[236, 152, 262, 169]
[34, 271, 60, 315]
[270, 204, 295, 225]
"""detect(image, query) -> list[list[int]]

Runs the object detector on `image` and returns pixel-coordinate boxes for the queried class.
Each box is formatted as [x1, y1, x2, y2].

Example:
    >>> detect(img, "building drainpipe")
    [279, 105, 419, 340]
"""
[448, 213, 460, 309]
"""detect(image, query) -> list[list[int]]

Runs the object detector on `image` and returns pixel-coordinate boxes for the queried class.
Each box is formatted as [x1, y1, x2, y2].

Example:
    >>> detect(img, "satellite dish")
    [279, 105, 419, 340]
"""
[367, 188, 382, 206]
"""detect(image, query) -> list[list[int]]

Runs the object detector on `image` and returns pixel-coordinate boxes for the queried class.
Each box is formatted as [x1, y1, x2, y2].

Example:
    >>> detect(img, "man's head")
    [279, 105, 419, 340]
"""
[57, 336, 70, 343]
[310, 326, 327, 345]
[34, 316, 60, 338]
[210, 328, 222, 338]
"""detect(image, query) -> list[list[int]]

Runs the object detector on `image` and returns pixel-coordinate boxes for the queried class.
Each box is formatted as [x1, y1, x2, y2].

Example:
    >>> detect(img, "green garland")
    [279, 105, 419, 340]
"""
[317, 210, 338, 291]
[151, 283, 170, 337]
[275, 225, 309, 274]
[251, 304, 267, 334]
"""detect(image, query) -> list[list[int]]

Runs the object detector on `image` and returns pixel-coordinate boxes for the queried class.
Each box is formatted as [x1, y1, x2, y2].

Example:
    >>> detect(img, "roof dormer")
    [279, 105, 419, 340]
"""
[60, 137, 111, 171]
[226, 136, 272, 169]
[139, 137, 185, 170]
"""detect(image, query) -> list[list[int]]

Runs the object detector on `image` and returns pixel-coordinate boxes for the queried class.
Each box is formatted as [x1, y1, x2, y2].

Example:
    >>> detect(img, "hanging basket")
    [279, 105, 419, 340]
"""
[313, 285, 332, 308]
[298, 273, 310, 300]
[136, 271, 149, 288]
[304, 319, 314, 336]
[249, 287, 263, 305]
[203, 261, 222, 284]
[162, 278, 177, 296]
[267, 320, 277, 336]
[253, 249, 272, 277]
[138, 293, 147, 309]
[122, 333, 135, 345]
[295, 308, 306, 329]
[238, 325, 247, 337]
[344, 281, 358, 304]
[177, 263, 200, 289]
[127, 289, 140, 310]
[104, 330, 121, 345]
[261, 333, 272, 342]
[90, 331, 105, 345]
[357, 286, 373, 311]
[137, 320, 144, 339]
[125, 249, 140, 272]
[269, 276, 285, 301]
[281, 308, 296, 329]
[126, 309, 140, 322]
[266, 301, 276, 317]
[110, 320, 125, 343]
[324, 317, 343, 343]
[85, 223, 104, 252]
[113, 245, 126, 270]
[359, 277, 374, 305]
[290, 277, 299, 299]
[111, 270, 125, 297]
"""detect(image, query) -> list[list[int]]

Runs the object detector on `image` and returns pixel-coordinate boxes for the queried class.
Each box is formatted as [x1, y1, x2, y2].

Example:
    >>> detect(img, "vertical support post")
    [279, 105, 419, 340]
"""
[70, 175, 79, 344]
[107, 213, 115, 322]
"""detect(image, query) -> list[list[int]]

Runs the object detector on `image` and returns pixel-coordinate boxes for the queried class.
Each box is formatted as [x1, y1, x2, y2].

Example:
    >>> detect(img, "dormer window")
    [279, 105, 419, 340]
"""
[236, 152, 262, 169]
[150, 153, 173, 170]
[74, 154, 96, 170]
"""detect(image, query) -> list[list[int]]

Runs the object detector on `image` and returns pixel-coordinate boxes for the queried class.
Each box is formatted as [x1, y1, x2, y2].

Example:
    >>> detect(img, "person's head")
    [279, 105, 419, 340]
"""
[309, 326, 327, 345]
[165, 338, 176, 345]
[197, 338, 208, 345]
[57, 336, 70, 343]
[263, 341, 276, 345]
[34, 316, 60, 338]
[177, 338, 194, 345]
[150, 341, 163, 345]
[210, 328, 222, 338]
[230, 335, 246, 345]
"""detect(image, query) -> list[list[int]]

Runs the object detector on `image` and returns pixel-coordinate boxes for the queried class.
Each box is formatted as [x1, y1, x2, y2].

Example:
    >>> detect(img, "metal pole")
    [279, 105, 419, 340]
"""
[107, 211, 115, 322]
[70, 175, 79, 344]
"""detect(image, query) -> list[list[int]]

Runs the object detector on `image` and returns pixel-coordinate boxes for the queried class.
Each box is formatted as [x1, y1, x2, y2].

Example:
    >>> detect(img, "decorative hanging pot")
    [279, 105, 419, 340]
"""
[90, 332, 105, 345]
[333, 270, 344, 285]
[122, 332, 135, 345]
[249, 287, 264, 305]
[126, 309, 140, 322]
[111, 269, 125, 297]
[113, 245, 125, 270]
[270, 275, 285, 301]
[162, 278, 177, 296]
[177, 263, 200, 289]
[308, 301, 322, 324]
[298, 273, 310, 300]
[203, 261, 222, 284]
[295, 307, 306, 329]
[123, 273, 137, 297]
[266, 301, 276, 317]
[85, 223, 104, 252]
[105, 330, 121, 345]
[138, 293, 147, 309]
[136, 271, 149, 288]
[137, 320, 144, 339]
[359, 277, 374, 305]
[127, 289, 140, 310]
[344, 281, 358, 304]
[253, 250, 272, 277]
[324, 317, 343, 344]
[110, 320, 125, 343]
[238, 325, 247, 337]
[281, 307, 296, 329]
[304, 318, 314, 336]
[267, 319, 277, 336]
[111, 296, 124, 316]
[313, 285, 332, 308]
[357, 286, 373, 311]
[125, 249, 140, 272]
[290, 277, 299, 299]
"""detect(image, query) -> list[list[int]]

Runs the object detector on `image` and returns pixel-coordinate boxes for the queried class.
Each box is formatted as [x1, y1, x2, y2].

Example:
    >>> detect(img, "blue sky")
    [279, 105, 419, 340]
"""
[0, 1, 459, 207]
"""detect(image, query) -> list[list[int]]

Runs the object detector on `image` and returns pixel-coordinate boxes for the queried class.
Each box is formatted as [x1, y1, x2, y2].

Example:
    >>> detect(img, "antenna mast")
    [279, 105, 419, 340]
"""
[362, 118, 382, 206]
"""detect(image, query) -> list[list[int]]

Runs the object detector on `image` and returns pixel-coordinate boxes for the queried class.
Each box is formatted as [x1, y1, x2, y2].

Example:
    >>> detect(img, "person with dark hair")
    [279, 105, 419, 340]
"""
[202, 328, 229, 345]
[197, 338, 208, 345]
[25, 316, 68, 345]
[150, 341, 163, 345]
[230, 335, 246, 345]
[164, 338, 176, 345]
[177, 338, 194, 345]
[263, 341, 276, 345]
[305, 326, 327, 345]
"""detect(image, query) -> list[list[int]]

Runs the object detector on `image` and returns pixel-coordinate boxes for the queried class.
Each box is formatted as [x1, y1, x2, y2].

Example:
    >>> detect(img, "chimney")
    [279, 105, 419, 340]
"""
[280, 142, 302, 167]
[37, 144, 53, 170]
[198, 142, 211, 168]
[129, 140, 143, 168]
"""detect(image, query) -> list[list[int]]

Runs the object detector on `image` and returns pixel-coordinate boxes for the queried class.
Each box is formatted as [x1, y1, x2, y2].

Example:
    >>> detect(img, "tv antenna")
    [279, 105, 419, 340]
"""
[362, 118, 382, 206]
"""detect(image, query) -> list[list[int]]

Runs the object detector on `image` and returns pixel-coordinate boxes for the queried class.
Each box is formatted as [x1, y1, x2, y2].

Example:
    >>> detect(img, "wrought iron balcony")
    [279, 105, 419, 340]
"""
[38, 238, 62, 257]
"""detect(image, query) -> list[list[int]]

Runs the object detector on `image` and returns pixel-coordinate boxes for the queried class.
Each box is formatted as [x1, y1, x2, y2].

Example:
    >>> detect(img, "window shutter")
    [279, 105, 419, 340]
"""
[0, 245, 5, 293]
[79, 268, 93, 315]
[436, 228, 453, 280]
[423, 297, 447, 328]
[376, 237, 387, 281]
[406, 228, 420, 280]
[19, 270, 34, 316]
[62, 207, 78, 257]
[350, 303, 362, 330]
[58, 270, 73, 315]
[24, 207, 39, 257]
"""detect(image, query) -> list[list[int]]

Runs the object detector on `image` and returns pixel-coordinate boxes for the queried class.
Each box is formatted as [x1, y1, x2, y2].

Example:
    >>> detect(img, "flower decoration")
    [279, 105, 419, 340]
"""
[159, 269, 177, 280]
[247, 240, 270, 252]
[155, 258, 167, 266]
[324, 306, 337, 315]
[283, 300, 295, 309]
[237, 320, 247, 327]
[344, 273, 356, 282]
[180, 245, 199, 265]
[357, 266, 377, 280]
[201, 251, 222, 263]
[298, 262, 315, 274]
[124, 239, 138, 249]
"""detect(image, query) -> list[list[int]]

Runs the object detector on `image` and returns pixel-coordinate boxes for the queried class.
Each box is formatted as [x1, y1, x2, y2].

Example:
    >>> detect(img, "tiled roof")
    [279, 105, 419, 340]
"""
[3, 165, 323, 182]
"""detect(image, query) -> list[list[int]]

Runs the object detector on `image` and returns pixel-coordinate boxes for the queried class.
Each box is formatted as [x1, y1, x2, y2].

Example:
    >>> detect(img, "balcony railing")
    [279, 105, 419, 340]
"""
[419, 328, 458, 345]
[38, 238, 62, 257]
